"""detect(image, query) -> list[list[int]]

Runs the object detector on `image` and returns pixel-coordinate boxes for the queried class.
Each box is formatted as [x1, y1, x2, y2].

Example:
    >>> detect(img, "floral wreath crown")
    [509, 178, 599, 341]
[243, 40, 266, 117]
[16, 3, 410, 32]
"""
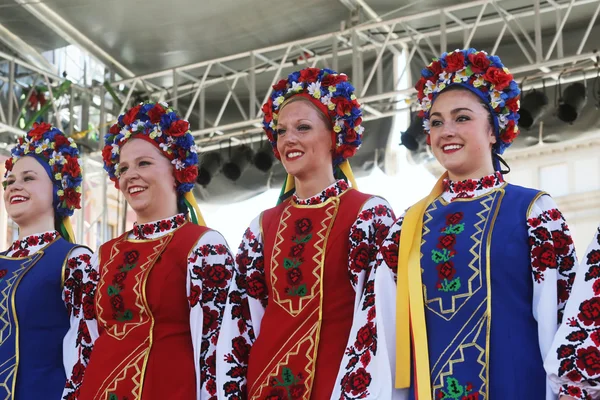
[415, 48, 521, 154]
[4, 122, 83, 217]
[262, 67, 364, 166]
[102, 101, 199, 194]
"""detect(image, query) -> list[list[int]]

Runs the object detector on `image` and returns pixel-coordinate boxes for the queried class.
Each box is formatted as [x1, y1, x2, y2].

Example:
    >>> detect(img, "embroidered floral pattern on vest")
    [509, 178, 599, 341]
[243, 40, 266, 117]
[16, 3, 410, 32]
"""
[132, 214, 186, 239]
[436, 376, 480, 400]
[266, 367, 306, 399]
[283, 218, 313, 298]
[433, 212, 465, 292]
[8, 231, 58, 257]
[442, 172, 504, 201]
[106, 250, 140, 322]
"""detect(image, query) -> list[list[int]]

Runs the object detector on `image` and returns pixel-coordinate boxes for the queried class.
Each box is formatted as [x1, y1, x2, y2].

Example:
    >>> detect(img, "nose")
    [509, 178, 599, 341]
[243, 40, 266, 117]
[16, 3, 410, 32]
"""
[441, 121, 456, 138]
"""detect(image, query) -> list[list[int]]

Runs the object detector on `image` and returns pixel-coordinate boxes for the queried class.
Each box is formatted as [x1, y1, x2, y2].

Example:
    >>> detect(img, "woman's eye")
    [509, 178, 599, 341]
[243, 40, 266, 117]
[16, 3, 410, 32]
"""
[23, 176, 34, 182]
[457, 115, 470, 122]
[431, 120, 442, 127]
[119, 166, 128, 175]
[139, 161, 150, 167]
[276, 128, 286, 135]
[297, 124, 310, 131]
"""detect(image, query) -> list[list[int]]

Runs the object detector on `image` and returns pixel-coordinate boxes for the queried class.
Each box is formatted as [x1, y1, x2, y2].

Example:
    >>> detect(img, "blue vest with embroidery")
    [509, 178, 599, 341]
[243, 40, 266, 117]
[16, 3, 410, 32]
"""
[411, 183, 546, 399]
[0, 238, 77, 399]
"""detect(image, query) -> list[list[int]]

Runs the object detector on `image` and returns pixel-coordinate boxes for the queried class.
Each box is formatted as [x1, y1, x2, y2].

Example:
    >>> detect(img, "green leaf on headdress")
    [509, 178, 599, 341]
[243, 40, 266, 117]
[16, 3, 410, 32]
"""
[465, 65, 474, 76]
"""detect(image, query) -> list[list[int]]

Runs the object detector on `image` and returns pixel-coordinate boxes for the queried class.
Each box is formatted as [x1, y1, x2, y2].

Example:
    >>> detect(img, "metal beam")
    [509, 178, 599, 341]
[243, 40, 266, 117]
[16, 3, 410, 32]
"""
[0, 23, 57, 73]
[13, 0, 136, 79]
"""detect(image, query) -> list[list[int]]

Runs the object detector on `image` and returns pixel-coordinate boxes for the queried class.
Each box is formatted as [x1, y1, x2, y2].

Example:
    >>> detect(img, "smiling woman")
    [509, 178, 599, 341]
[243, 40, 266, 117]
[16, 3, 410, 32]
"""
[79, 102, 235, 400]
[215, 67, 398, 399]
[358, 48, 578, 400]
[1, 123, 96, 399]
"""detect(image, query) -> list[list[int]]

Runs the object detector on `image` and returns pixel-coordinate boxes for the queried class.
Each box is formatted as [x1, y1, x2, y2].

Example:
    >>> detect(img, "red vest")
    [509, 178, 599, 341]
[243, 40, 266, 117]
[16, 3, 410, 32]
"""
[80, 222, 209, 400]
[247, 189, 371, 399]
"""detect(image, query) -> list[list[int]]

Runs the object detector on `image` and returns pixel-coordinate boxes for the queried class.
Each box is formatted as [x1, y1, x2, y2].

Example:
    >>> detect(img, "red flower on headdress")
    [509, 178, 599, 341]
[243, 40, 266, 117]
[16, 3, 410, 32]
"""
[101, 145, 113, 165]
[262, 99, 274, 124]
[445, 52, 465, 72]
[428, 60, 443, 76]
[166, 120, 189, 137]
[147, 103, 166, 123]
[109, 123, 120, 135]
[333, 97, 353, 117]
[62, 156, 81, 177]
[5, 158, 13, 172]
[500, 121, 518, 143]
[29, 122, 52, 141]
[123, 105, 141, 126]
[322, 73, 346, 87]
[505, 96, 520, 113]
[273, 79, 288, 92]
[468, 52, 491, 74]
[337, 144, 356, 159]
[54, 133, 70, 148]
[64, 188, 81, 209]
[345, 128, 358, 142]
[299, 68, 320, 82]
[174, 165, 198, 183]
[484, 67, 513, 90]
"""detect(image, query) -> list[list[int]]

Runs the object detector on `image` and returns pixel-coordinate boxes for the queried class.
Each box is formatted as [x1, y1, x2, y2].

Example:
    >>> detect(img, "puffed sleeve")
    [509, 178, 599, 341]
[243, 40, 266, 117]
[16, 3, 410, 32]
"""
[187, 229, 235, 400]
[62, 247, 100, 400]
[545, 224, 600, 400]
[216, 214, 266, 399]
[333, 210, 407, 400]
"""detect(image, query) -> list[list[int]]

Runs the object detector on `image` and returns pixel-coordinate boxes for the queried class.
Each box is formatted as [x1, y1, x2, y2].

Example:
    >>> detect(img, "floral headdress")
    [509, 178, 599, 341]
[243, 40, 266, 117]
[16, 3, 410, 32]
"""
[4, 122, 83, 217]
[261, 67, 364, 167]
[102, 101, 205, 226]
[102, 101, 199, 194]
[4, 122, 83, 242]
[415, 48, 521, 155]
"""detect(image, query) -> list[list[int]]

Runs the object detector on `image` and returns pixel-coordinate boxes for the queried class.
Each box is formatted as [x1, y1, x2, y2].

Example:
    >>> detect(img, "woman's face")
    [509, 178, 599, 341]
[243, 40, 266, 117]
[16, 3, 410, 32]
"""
[118, 139, 178, 223]
[4, 156, 55, 227]
[275, 99, 333, 180]
[428, 88, 496, 181]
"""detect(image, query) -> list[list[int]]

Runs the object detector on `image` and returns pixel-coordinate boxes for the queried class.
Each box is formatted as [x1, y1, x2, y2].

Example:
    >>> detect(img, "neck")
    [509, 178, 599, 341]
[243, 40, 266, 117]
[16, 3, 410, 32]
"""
[136, 206, 179, 225]
[17, 218, 55, 240]
[293, 171, 336, 200]
[448, 166, 496, 182]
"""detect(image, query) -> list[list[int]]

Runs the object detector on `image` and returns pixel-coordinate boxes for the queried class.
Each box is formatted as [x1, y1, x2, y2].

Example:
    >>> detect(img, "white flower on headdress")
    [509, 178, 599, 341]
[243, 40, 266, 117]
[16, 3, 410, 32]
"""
[490, 90, 502, 109]
[130, 121, 143, 132]
[111, 143, 120, 155]
[274, 96, 285, 107]
[454, 68, 469, 82]
[159, 142, 170, 152]
[172, 159, 185, 170]
[497, 112, 508, 129]
[422, 118, 431, 131]
[473, 75, 486, 88]
[418, 96, 432, 111]
[159, 101, 168, 108]
[288, 81, 303, 94]
[321, 93, 334, 110]
[120, 126, 130, 136]
[355, 125, 365, 136]
[439, 71, 450, 83]
[307, 81, 321, 99]
[149, 127, 162, 140]
[424, 80, 435, 96]
[190, 144, 198, 154]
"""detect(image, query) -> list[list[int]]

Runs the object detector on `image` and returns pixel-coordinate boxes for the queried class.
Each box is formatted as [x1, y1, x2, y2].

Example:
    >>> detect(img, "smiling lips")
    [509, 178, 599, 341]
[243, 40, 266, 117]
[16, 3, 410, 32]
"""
[10, 195, 28, 204]
[286, 150, 304, 161]
[442, 144, 464, 154]
[128, 186, 146, 196]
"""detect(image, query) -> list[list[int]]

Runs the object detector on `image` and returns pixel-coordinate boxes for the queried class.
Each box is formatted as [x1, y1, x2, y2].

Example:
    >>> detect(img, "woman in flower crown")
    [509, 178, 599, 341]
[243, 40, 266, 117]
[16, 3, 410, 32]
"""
[351, 48, 579, 399]
[1, 122, 96, 399]
[545, 228, 600, 399]
[215, 67, 396, 399]
[78, 102, 234, 400]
